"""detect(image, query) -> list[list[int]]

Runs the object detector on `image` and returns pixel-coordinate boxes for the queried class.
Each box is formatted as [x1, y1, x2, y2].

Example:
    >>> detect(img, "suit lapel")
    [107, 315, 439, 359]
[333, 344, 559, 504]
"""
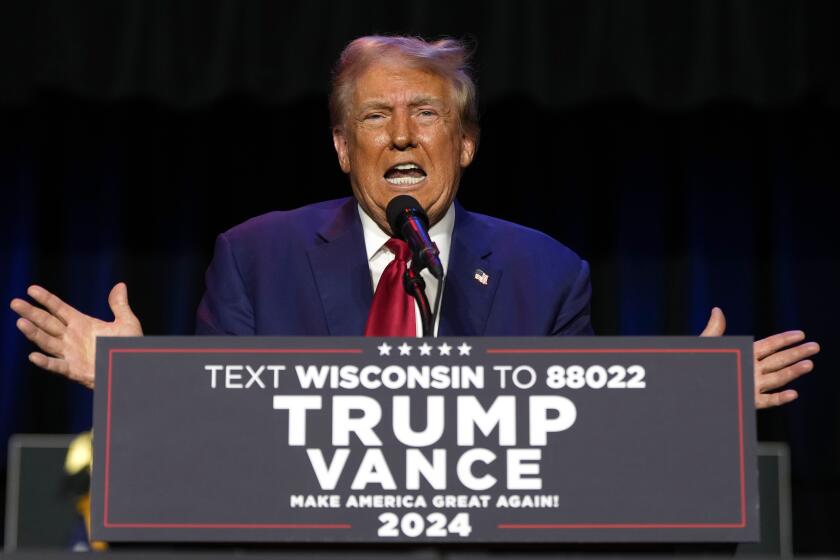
[438, 204, 502, 336]
[306, 199, 373, 335]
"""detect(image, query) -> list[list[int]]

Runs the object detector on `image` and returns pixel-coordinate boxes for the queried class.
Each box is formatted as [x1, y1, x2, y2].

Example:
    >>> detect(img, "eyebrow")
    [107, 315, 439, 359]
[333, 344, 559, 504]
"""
[357, 96, 447, 112]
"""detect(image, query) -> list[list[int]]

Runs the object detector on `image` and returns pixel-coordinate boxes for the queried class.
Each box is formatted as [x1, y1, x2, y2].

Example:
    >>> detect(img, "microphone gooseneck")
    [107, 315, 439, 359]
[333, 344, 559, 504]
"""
[385, 195, 445, 337]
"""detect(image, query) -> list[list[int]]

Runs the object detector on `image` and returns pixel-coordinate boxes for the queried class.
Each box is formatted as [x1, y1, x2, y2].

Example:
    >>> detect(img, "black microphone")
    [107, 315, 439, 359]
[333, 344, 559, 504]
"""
[386, 195, 444, 279]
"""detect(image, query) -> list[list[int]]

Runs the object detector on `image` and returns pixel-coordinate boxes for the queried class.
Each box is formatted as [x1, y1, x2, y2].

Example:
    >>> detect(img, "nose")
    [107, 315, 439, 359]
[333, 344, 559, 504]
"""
[389, 109, 416, 150]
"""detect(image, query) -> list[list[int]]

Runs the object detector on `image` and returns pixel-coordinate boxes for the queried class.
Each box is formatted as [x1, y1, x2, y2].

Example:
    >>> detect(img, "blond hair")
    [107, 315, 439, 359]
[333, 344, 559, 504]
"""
[329, 35, 479, 141]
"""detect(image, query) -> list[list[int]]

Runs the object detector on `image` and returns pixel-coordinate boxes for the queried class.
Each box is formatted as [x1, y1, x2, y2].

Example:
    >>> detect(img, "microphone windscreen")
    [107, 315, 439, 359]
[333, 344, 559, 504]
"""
[386, 195, 429, 235]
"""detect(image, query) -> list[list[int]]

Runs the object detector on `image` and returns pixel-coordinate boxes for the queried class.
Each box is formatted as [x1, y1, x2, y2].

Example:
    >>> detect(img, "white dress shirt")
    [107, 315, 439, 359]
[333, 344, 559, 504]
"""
[358, 204, 454, 337]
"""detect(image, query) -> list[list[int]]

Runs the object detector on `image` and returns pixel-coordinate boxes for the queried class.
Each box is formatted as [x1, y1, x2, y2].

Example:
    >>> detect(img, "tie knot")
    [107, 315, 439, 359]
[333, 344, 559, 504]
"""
[386, 238, 411, 261]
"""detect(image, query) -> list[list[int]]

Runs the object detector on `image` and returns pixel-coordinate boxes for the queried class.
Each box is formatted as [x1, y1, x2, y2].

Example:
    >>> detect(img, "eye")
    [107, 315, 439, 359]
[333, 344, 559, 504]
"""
[418, 109, 437, 117]
[364, 112, 386, 121]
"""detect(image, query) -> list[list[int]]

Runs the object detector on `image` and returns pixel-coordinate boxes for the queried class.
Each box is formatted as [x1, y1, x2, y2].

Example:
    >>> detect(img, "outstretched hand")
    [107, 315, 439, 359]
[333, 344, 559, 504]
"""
[700, 307, 819, 409]
[10, 283, 143, 389]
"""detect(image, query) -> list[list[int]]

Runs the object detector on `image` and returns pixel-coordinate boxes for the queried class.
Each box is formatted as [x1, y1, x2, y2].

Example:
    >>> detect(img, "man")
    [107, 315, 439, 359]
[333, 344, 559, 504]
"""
[9, 36, 819, 407]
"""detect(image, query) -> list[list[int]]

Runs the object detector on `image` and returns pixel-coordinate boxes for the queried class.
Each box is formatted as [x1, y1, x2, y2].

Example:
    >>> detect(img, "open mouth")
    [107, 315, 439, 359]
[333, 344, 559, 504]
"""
[384, 162, 427, 186]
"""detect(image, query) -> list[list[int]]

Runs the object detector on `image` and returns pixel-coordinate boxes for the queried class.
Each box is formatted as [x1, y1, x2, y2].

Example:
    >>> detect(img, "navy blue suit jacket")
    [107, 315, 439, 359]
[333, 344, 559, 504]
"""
[195, 197, 592, 336]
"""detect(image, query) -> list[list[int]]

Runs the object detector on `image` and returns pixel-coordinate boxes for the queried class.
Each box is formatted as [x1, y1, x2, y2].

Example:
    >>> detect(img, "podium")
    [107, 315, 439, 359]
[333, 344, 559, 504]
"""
[87, 336, 758, 547]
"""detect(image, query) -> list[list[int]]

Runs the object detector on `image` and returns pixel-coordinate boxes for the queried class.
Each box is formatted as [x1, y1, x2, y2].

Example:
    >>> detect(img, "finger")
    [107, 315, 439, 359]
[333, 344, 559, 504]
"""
[28, 351, 68, 373]
[699, 307, 726, 337]
[26, 285, 74, 325]
[757, 360, 814, 392]
[10, 298, 66, 336]
[758, 342, 820, 373]
[108, 282, 138, 323]
[29, 352, 95, 389]
[16, 318, 64, 356]
[754, 330, 805, 361]
[756, 389, 798, 410]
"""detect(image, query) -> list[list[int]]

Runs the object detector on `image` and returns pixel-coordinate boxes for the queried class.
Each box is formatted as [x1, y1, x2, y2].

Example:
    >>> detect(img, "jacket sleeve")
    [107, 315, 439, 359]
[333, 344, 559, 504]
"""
[552, 258, 594, 335]
[195, 233, 256, 335]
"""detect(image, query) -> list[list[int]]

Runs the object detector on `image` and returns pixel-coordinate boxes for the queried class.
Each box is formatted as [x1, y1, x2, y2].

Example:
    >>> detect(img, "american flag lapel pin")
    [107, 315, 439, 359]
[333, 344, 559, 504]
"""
[473, 268, 489, 285]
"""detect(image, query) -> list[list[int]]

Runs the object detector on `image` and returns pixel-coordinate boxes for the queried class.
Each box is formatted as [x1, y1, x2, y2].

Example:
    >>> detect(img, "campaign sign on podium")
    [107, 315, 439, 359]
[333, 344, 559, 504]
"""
[90, 336, 758, 543]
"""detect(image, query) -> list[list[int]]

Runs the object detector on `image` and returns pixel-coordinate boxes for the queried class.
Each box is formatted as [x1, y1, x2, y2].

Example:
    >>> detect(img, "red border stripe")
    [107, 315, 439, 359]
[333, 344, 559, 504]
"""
[103, 346, 746, 532]
[498, 523, 744, 529]
[104, 347, 358, 530]
[111, 348, 362, 354]
[105, 523, 352, 529]
[487, 348, 747, 530]
[487, 348, 739, 354]
[104, 350, 113, 525]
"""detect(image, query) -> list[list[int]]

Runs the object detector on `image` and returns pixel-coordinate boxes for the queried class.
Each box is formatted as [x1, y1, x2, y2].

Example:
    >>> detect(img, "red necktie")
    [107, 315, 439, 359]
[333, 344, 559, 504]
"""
[365, 238, 416, 336]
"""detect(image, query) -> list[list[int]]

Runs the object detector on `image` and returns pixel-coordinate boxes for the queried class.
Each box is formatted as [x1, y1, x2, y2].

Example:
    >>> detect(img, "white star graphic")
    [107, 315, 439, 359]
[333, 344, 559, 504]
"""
[377, 342, 392, 356]
[398, 342, 412, 356]
[438, 342, 452, 356]
[418, 342, 433, 356]
[457, 342, 472, 356]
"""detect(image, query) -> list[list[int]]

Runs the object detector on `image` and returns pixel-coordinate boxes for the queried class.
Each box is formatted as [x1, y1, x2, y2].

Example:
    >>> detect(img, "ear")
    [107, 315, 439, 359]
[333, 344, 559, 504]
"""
[459, 132, 477, 168]
[332, 127, 351, 174]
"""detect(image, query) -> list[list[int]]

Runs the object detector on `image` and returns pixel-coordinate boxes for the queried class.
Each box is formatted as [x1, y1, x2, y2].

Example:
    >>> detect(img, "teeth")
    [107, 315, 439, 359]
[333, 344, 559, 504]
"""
[386, 176, 425, 186]
[394, 163, 421, 171]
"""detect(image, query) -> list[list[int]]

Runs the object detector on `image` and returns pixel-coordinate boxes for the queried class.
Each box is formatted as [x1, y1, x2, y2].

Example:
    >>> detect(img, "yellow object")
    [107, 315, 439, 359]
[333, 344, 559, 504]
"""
[76, 494, 108, 551]
[65, 431, 107, 549]
[64, 432, 93, 475]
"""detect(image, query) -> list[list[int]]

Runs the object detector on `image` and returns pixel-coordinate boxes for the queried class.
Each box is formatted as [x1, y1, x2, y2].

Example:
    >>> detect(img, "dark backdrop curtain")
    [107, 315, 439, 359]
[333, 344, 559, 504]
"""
[0, 0, 838, 552]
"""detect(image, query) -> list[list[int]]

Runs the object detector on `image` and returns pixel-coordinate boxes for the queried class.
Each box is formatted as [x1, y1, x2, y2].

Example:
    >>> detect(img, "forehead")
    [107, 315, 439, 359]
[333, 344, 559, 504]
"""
[350, 61, 453, 108]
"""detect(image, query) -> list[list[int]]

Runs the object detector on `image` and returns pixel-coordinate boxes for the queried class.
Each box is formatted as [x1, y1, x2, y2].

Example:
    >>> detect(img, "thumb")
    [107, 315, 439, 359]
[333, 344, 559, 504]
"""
[108, 282, 138, 323]
[699, 307, 726, 337]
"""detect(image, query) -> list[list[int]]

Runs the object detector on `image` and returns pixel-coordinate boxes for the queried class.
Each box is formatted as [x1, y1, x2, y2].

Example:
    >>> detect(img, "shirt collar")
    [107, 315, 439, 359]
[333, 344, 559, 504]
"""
[358, 202, 455, 269]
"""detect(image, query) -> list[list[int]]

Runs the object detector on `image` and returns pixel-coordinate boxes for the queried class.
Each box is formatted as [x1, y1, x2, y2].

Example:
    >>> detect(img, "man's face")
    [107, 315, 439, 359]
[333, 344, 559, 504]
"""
[332, 60, 476, 233]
